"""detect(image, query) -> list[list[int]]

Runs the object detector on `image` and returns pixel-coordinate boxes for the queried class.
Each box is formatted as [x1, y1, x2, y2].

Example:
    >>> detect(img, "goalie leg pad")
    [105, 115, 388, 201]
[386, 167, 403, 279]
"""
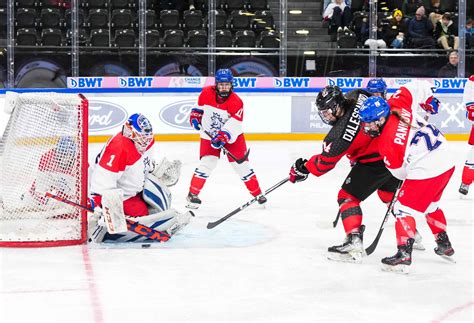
[143, 174, 172, 212]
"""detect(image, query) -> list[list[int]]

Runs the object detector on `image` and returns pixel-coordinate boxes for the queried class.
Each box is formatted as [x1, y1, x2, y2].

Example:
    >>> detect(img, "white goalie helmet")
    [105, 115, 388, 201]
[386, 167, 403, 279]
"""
[123, 113, 154, 153]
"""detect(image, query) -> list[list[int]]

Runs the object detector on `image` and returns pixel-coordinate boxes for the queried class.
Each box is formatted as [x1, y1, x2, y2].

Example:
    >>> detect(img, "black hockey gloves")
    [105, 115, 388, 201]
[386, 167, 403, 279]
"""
[289, 158, 309, 183]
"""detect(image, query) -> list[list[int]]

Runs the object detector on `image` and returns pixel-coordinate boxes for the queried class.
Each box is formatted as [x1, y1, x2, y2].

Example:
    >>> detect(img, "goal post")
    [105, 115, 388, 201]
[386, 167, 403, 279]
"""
[0, 92, 88, 247]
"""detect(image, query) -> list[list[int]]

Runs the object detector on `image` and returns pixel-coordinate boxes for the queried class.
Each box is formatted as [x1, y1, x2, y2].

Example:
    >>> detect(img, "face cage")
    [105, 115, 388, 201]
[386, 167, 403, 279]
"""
[361, 120, 384, 137]
[318, 106, 338, 126]
[123, 124, 153, 152]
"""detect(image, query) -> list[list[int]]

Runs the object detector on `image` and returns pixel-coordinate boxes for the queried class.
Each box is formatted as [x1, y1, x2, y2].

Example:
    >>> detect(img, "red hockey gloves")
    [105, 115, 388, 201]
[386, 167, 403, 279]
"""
[87, 194, 102, 210]
[466, 102, 474, 121]
[211, 130, 231, 149]
[289, 158, 309, 183]
[420, 96, 440, 115]
[189, 108, 203, 130]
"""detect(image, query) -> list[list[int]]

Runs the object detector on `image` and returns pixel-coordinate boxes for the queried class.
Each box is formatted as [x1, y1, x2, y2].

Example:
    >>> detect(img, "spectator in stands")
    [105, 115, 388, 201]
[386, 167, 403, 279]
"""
[434, 13, 458, 50]
[408, 6, 435, 48]
[361, 15, 387, 49]
[384, 9, 408, 48]
[388, 0, 404, 11]
[323, 0, 353, 34]
[437, 50, 458, 78]
[466, 18, 474, 49]
[426, 0, 446, 26]
[402, 0, 423, 18]
[323, 0, 352, 13]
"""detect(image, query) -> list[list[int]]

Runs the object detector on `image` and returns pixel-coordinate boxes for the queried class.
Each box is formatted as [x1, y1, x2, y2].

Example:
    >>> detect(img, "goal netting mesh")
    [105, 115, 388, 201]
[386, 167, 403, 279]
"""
[0, 92, 88, 247]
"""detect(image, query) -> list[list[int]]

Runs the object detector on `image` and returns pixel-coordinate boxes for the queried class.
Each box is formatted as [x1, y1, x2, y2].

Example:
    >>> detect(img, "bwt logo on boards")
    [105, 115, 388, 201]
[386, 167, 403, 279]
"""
[88, 100, 128, 132]
[233, 78, 257, 88]
[327, 78, 363, 88]
[159, 100, 196, 130]
[69, 77, 103, 88]
[433, 78, 467, 89]
[119, 77, 153, 88]
[274, 77, 310, 88]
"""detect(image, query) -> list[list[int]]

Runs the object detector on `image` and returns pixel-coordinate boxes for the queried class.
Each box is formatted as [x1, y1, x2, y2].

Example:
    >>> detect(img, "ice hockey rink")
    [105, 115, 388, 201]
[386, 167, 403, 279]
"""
[0, 140, 473, 323]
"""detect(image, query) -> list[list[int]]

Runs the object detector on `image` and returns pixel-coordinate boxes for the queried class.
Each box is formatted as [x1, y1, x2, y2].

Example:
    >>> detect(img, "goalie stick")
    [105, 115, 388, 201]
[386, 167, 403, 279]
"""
[203, 130, 250, 164]
[207, 177, 290, 229]
[45, 192, 171, 242]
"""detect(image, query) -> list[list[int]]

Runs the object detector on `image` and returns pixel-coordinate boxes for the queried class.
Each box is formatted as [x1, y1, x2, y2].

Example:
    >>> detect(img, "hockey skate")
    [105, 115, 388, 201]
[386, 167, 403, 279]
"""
[257, 194, 267, 206]
[327, 225, 365, 263]
[87, 209, 106, 243]
[381, 238, 414, 274]
[459, 183, 469, 196]
[185, 192, 201, 209]
[413, 230, 425, 251]
[434, 231, 456, 263]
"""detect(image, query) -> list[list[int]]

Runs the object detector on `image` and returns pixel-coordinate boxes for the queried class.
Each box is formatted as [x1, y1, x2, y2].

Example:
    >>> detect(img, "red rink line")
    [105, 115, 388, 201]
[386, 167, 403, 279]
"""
[82, 245, 104, 323]
[431, 301, 474, 322]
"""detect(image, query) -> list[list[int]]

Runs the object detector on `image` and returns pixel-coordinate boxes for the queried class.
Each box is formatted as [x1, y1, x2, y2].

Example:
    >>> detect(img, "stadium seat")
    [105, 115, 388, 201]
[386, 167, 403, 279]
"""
[16, 0, 37, 7]
[183, 9, 203, 30]
[145, 29, 160, 47]
[64, 8, 85, 28]
[87, 8, 108, 28]
[16, 8, 37, 27]
[235, 30, 256, 47]
[114, 29, 135, 47]
[39, 8, 61, 28]
[187, 29, 207, 47]
[41, 28, 62, 46]
[90, 28, 110, 46]
[16, 28, 37, 45]
[0, 8, 6, 27]
[216, 29, 233, 47]
[225, 0, 246, 11]
[38, 0, 62, 7]
[111, 9, 134, 29]
[159, 9, 179, 29]
[229, 10, 251, 31]
[87, 0, 107, 8]
[258, 29, 279, 48]
[248, 0, 268, 11]
[163, 29, 184, 47]
[111, 0, 130, 8]
[215, 9, 227, 29]
[145, 9, 158, 29]
[252, 10, 274, 33]
[66, 28, 88, 45]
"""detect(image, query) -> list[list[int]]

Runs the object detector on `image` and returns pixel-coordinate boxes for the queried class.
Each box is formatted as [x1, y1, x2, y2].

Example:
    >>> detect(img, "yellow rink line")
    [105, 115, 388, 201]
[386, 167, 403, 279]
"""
[88, 133, 469, 143]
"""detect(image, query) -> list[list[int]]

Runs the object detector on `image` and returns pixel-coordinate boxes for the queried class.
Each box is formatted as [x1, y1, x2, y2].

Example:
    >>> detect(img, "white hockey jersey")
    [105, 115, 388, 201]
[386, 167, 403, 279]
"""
[89, 133, 155, 199]
[381, 80, 454, 180]
[463, 75, 474, 113]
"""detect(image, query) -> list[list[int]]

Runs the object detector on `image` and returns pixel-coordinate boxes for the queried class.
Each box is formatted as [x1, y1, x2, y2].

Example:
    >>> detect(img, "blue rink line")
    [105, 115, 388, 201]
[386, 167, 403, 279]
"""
[0, 88, 464, 94]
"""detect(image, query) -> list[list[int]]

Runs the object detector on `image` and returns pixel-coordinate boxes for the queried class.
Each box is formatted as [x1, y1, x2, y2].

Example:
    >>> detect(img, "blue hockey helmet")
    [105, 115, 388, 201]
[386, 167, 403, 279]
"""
[366, 78, 387, 97]
[359, 96, 390, 137]
[215, 68, 234, 98]
[124, 113, 154, 152]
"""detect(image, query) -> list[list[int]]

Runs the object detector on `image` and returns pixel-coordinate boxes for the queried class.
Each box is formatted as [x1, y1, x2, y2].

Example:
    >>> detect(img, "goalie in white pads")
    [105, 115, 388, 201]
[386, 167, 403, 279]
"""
[88, 113, 192, 243]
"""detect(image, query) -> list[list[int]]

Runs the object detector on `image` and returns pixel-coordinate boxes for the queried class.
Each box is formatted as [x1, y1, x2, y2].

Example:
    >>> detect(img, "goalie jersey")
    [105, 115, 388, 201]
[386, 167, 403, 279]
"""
[89, 133, 155, 199]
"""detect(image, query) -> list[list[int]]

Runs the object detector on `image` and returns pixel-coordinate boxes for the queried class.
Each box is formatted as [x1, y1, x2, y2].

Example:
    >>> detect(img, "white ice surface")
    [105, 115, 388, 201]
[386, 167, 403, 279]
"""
[0, 141, 473, 323]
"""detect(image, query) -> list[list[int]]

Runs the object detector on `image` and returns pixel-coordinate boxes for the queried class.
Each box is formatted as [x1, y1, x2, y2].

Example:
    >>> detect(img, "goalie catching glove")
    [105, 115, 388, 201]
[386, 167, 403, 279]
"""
[150, 157, 182, 187]
[289, 158, 309, 183]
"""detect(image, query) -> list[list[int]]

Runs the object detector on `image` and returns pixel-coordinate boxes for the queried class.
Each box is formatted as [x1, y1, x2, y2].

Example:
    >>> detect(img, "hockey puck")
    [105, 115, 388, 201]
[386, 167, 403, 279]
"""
[141, 244, 151, 248]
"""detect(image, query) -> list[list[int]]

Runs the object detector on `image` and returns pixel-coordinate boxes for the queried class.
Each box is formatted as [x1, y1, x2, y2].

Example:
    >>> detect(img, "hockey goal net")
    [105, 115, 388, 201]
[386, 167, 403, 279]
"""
[0, 92, 88, 247]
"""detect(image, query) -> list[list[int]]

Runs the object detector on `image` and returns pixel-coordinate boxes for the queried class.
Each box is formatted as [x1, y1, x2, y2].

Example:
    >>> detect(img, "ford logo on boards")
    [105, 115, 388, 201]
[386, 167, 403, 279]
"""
[88, 100, 128, 132]
[159, 100, 195, 130]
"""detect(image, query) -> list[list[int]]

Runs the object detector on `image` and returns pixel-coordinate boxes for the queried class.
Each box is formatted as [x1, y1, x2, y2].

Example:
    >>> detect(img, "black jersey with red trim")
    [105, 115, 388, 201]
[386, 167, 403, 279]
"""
[305, 89, 383, 177]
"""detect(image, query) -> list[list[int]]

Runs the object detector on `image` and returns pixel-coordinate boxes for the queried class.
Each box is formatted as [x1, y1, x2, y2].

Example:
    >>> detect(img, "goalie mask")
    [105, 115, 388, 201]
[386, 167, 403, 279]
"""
[123, 113, 154, 154]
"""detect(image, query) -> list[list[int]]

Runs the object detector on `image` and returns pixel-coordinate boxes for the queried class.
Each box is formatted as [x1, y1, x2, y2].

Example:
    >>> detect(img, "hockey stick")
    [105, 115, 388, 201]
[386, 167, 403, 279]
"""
[364, 183, 402, 256]
[332, 211, 341, 228]
[207, 177, 290, 229]
[45, 192, 171, 242]
[203, 130, 250, 164]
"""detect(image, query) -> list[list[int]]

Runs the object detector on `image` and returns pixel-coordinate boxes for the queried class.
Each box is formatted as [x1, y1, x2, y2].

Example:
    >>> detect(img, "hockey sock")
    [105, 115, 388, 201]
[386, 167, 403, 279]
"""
[189, 174, 206, 195]
[189, 156, 218, 195]
[395, 215, 416, 246]
[377, 189, 395, 205]
[461, 146, 474, 185]
[338, 189, 362, 234]
[243, 174, 262, 197]
[425, 209, 447, 235]
[231, 161, 262, 197]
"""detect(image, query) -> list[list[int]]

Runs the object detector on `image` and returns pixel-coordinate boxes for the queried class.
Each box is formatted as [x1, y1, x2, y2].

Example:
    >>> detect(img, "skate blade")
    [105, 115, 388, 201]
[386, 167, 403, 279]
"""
[185, 202, 200, 210]
[381, 263, 410, 274]
[327, 251, 363, 264]
[438, 254, 456, 264]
